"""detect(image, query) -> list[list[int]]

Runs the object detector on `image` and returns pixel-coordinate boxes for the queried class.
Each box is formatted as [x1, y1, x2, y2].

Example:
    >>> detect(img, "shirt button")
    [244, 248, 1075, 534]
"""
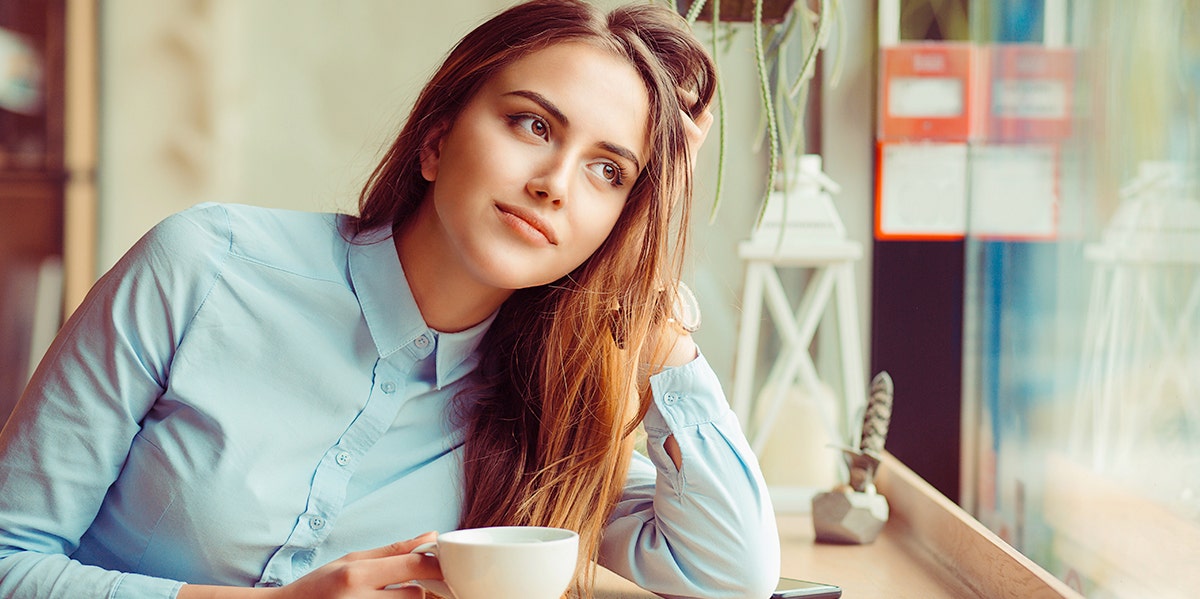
[664, 392, 681, 405]
[414, 334, 431, 349]
[381, 381, 396, 394]
[335, 451, 352, 466]
[309, 516, 326, 530]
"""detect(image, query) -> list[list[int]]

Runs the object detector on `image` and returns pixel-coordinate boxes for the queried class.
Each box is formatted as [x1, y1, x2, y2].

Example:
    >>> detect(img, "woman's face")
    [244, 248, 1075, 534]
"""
[419, 42, 651, 292]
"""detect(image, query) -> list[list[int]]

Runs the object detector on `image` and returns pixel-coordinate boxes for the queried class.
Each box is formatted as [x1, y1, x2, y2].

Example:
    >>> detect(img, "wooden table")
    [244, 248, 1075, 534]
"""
[595, 453, 1083, 598]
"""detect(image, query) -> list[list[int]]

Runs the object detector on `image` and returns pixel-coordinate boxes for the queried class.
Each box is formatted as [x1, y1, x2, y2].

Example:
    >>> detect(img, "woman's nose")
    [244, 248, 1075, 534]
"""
[526, 157, 571, 205]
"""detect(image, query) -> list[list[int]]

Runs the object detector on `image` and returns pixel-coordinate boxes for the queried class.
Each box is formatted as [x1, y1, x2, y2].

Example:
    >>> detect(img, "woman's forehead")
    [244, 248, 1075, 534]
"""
[484, 42, 652, 158]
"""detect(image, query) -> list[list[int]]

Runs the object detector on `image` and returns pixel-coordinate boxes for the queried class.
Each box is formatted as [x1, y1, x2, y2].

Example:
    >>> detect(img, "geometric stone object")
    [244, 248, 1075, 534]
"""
[812, 489, 889, 544]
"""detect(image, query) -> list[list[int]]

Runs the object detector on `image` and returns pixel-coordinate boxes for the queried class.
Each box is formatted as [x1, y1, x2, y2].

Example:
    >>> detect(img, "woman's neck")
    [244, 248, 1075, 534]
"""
[393, 201, 512, 333]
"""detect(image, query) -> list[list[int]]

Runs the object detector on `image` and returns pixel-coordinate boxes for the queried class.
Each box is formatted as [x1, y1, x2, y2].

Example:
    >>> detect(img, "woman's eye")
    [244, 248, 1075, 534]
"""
[589, 161, 625, 187]
[511, 114, 548, 139]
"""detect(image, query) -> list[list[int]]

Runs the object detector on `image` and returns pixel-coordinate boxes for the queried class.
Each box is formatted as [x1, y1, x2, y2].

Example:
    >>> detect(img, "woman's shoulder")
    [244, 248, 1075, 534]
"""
[155, 201, 341, 242]
[152, 202, 351, 282]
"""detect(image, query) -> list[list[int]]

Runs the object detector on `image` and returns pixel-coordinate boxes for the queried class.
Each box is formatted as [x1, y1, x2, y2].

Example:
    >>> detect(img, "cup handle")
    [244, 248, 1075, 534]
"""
[410, 542, 455, 599]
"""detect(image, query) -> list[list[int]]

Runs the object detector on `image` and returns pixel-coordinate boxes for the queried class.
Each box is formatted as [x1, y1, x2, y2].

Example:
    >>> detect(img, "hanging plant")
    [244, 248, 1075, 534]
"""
[673, 0, 840, 225]
[679, 0, 796, 24]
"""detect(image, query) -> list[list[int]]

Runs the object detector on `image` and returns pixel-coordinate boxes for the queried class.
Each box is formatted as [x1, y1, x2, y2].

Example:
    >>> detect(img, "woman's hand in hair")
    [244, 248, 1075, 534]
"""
[678, 87, 714, 170]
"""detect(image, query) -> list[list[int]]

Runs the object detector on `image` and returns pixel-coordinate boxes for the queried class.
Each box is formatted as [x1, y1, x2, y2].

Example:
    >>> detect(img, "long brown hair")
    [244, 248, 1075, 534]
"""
[350, 1, 715, 594]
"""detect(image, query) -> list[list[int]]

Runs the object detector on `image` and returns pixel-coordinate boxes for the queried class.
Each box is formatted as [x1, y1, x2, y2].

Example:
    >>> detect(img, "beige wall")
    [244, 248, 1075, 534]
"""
[98, 0, 513, 269]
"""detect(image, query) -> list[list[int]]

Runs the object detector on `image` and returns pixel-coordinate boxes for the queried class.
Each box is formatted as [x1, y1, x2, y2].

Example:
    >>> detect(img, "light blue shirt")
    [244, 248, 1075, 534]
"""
[0, 203, 778, 599]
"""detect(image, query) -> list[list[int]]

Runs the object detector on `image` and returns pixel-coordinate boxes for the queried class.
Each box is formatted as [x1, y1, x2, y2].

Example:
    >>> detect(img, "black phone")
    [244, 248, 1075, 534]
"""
[771, 576, 843, 598]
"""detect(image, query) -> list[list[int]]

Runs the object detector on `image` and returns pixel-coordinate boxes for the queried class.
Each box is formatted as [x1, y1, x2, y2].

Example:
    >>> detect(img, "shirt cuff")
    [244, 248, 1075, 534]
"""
[643, 351, 730, 435]
[112, 572, 184, 599]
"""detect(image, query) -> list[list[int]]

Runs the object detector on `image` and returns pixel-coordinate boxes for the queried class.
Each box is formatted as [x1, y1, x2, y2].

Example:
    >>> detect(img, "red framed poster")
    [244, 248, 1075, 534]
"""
[980, 45, 1076, 142]
[879, 43, 978, 142]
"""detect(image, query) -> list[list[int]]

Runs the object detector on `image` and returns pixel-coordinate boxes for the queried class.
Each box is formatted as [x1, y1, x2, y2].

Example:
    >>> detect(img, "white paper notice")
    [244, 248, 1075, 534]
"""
[968, 144, 1058, 238]
[879, 142, 968, 237]
[888, 77, 964, 118]
[991, 79, 1068, 119]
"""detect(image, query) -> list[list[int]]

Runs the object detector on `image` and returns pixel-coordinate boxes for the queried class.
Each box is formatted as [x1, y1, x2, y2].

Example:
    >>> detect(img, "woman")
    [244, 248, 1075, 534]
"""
[0, 1, 779, 597]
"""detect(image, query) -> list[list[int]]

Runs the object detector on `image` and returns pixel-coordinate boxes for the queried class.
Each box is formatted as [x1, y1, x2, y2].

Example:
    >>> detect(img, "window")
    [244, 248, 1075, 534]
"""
[960, 2, 1200, 597]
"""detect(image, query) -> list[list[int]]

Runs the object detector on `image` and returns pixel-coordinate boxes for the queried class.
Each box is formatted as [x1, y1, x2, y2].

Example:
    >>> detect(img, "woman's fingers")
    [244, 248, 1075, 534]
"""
[344, 531, 438, 561]
[677, 86, 701, 116]
[348, 532, 443, 589]
[677, 87, 713, 168]
[278, 532, 443, 597]
[328, 552, 440, 594]
[376, 551, 443, 584]
[693, 105, 714, 138]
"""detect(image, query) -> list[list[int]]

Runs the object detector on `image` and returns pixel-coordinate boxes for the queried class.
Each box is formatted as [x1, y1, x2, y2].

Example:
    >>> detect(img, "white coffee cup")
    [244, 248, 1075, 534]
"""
[411, 526, 579, 599]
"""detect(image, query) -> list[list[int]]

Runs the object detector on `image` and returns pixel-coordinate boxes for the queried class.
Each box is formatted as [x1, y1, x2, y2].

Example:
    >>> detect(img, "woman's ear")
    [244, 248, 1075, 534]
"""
[419, 123, 449, 182]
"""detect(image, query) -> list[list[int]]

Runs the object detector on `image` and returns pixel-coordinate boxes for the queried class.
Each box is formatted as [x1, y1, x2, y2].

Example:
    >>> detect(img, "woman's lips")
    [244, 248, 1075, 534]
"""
[495, 202, 558, 245]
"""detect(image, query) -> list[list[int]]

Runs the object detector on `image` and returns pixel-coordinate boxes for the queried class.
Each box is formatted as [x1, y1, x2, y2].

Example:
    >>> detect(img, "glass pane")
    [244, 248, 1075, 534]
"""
[964, 1, 1200, 597]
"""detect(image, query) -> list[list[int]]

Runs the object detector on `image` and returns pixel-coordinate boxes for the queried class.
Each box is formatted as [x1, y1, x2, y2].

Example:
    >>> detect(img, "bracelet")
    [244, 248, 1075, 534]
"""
[667, 280, 701, 333]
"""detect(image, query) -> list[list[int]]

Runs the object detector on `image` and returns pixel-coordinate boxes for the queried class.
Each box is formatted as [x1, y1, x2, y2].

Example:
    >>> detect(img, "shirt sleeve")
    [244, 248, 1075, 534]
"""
[598, 352, 780, 599]
[0, 204, 229, 599]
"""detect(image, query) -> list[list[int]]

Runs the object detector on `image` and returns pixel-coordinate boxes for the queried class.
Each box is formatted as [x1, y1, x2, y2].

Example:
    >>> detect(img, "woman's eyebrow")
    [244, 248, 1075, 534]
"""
[505, 89, 642, 172]
[598, 141, 641, 173]
[506, 90, 569, 126]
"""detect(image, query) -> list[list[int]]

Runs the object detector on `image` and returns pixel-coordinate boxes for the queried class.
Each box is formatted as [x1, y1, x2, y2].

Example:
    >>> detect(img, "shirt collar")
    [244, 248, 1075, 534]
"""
[347, 224, 494, 389]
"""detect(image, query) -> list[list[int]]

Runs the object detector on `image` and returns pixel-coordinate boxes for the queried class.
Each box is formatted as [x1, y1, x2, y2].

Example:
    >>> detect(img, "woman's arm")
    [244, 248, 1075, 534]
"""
[600, 334, 780, 599]
[594, 97, 778, 598]
[643, 330, 696, 470]
[0, 208, 234, 599]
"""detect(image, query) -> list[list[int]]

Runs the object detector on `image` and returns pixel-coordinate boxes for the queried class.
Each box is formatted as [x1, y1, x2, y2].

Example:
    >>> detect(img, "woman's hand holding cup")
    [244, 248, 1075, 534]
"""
[271, 532, 442, 598]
